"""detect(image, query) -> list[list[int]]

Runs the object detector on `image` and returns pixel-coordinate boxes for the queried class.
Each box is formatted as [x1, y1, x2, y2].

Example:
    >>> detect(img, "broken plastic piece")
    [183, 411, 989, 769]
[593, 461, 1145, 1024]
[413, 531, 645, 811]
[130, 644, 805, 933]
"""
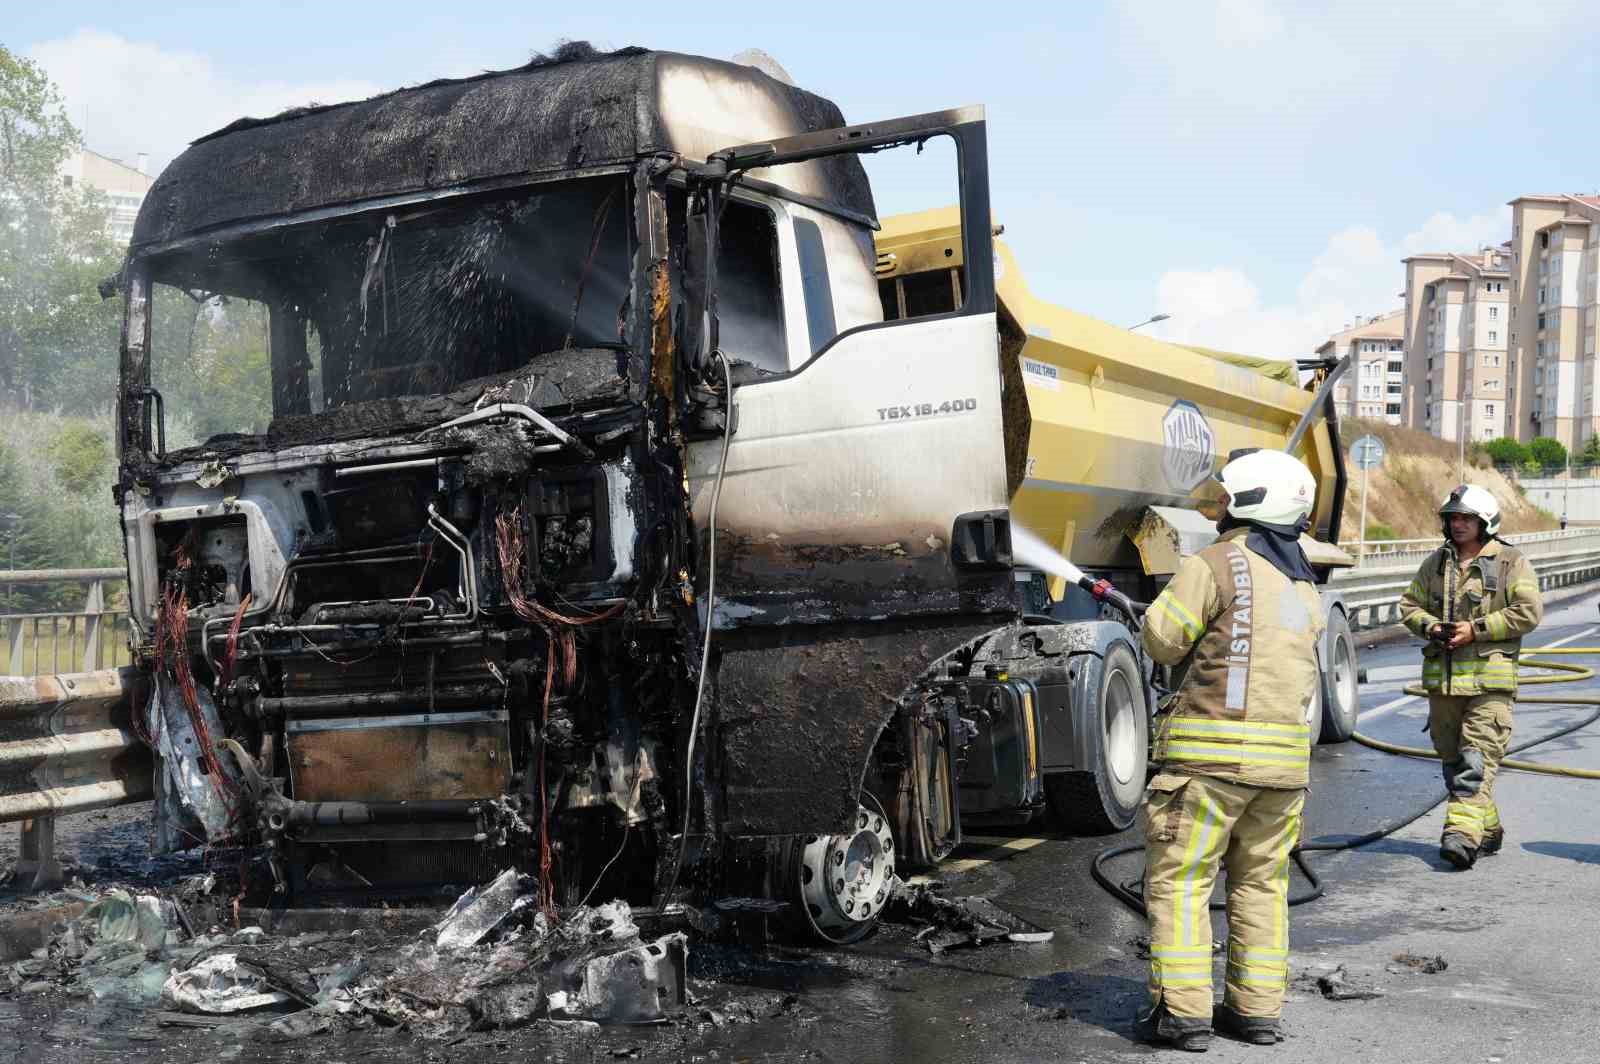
[434, 868, 529, 950]
[550, 932, 688, 1024]
[163, 953, 294, 1013]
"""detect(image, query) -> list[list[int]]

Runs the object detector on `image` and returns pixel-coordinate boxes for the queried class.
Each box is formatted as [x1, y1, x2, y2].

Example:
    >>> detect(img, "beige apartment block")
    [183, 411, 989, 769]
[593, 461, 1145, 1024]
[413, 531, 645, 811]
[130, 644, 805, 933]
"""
[1401, 248, 1510, 443]
[1319, 309, 1404, 424]
[57, 148, 154, 246]
[1402, 253, 1452, 432]
[1454, 249, 1511, 443]
[1506, 194, 1600, 450]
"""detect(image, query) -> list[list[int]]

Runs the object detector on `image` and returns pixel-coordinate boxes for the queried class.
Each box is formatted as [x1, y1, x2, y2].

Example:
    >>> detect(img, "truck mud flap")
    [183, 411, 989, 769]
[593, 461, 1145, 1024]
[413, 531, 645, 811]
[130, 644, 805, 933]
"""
[713, 618, 1004, 838]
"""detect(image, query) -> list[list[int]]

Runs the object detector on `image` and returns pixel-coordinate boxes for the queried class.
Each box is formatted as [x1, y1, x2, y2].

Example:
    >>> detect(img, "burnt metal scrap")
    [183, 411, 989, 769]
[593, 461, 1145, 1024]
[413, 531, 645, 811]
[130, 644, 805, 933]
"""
[4, 874, 689, 1040]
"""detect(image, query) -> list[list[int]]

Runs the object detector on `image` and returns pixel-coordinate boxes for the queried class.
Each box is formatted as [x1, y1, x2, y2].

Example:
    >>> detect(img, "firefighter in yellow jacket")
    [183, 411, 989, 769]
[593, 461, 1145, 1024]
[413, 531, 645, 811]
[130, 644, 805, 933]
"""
[1138, 450, 1325, 1052]
[1399, 485, 1542, 870]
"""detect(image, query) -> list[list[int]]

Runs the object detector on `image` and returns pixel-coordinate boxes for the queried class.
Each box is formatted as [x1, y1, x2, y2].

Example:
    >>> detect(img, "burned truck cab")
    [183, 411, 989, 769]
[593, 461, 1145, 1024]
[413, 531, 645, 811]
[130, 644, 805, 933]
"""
[113, 49, 1020, 939]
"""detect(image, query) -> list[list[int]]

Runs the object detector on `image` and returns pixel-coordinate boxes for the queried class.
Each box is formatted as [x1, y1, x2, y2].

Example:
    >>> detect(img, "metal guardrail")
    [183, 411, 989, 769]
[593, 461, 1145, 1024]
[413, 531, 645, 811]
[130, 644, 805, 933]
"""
[1331, 545, 1600, 632]
[0, 668, 152, 889]
[1338, 529, 1600, 570]
[1, 568, 131, 675]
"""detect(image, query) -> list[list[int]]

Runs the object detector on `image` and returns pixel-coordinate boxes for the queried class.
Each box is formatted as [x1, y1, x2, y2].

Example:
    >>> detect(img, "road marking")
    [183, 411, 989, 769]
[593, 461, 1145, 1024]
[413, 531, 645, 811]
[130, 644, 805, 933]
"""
[1361, 625, 1600, 723]
[943, 835, 1048, 873]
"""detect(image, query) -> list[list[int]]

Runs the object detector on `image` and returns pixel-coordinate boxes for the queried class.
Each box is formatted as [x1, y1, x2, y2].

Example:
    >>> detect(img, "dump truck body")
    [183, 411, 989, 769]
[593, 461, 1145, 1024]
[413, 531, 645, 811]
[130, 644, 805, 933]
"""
[875, 207, 1347, 587]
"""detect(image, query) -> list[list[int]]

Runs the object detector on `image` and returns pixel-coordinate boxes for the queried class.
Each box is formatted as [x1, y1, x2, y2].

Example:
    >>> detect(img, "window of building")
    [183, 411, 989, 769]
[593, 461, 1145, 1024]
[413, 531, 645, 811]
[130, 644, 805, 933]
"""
[1490, 306, 1499, 319]
[1387, 360, 1403, 374]
[1484, 379, 1499, 390]
[1489, 330, 1498, 344]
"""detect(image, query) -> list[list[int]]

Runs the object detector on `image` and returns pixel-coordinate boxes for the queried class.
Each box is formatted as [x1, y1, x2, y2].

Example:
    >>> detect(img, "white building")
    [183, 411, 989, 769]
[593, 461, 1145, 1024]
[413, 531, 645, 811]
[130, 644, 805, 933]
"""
[58, 148, 154, 246]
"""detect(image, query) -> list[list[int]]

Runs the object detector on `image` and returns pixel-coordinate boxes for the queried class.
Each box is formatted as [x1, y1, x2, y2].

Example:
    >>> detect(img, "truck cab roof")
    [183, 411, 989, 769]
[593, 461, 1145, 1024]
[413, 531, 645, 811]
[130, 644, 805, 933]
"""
[130, 46, 876, 251]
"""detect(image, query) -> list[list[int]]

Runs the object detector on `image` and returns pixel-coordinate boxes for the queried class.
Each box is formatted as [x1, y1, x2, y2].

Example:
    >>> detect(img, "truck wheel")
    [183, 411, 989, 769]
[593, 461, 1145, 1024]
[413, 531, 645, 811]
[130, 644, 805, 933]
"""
[1317, 608, 1360, 743]
[1045, 641, 1148, 835]
[790, 792, 897, 945]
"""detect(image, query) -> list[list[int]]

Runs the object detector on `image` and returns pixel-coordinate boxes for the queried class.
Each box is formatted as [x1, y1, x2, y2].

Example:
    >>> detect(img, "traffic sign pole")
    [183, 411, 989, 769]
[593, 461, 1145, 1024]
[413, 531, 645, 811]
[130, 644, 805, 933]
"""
[1359, 461, 1369, 565]
[1348, 434, 1386, 565]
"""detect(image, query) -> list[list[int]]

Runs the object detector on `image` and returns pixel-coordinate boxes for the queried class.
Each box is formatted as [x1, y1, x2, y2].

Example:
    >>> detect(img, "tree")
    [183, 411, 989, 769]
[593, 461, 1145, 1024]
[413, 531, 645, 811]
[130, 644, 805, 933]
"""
[1482, 437, 1529, 467]
[0, 45, 122, 413]
[1528, 436, 1568, 472]
[1580, 433, 1600, 468]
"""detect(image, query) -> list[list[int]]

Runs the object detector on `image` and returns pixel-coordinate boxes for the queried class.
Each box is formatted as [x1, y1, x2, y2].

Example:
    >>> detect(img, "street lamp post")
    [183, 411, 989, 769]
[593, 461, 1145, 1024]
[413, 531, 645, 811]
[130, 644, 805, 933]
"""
[1128, 313, 1171, 332]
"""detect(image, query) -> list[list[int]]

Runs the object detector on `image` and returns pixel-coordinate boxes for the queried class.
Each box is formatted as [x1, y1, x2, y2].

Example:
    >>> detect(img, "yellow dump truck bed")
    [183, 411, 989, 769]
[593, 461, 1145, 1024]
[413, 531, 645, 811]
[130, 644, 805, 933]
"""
[874, 208, 1344, 579]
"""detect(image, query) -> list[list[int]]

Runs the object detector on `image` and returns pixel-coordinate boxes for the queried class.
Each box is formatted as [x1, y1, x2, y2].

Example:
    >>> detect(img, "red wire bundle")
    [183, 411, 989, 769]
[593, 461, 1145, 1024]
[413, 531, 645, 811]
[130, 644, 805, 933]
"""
[153, 544, 241, 834]
[492, 508, 623, 916]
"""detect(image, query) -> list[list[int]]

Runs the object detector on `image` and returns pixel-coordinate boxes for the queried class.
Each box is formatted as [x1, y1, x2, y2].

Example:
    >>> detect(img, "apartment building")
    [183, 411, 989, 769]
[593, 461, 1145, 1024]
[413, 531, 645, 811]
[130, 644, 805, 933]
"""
[1319, 310, 1404, 423]
[1401, 248, 1510, 441]
[57, 148, 154, 246]
[1507, 194, 1600, 451]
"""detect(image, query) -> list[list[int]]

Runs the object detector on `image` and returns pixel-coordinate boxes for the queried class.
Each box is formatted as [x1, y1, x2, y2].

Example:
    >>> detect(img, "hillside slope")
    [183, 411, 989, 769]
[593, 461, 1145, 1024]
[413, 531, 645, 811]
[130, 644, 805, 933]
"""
[1338, 418, 1556, 542]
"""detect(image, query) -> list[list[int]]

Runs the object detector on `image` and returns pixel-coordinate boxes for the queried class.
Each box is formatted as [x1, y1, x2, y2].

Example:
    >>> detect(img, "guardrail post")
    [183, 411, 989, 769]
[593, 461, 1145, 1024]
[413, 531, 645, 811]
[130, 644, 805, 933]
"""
[15, 818, 62, 891]
[82, 580, 104, 672]
[5, 618, 20, 675]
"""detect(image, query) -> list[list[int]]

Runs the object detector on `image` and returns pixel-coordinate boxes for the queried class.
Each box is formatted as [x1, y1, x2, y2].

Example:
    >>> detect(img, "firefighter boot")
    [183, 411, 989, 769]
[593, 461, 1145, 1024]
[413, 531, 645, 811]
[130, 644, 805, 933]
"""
[1480, 803, 1504, 856]
[1440, 832, 1477, 870]
[1479, 825, 1504, 856]
[1215, 1003, 1283, 1045]
[1144, 1005, 1213, 1053]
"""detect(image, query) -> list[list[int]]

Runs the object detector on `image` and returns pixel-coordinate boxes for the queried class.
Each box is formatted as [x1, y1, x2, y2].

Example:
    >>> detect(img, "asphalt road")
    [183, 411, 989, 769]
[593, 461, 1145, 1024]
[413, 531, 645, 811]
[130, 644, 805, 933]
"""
[6, 593, 1600, 1062]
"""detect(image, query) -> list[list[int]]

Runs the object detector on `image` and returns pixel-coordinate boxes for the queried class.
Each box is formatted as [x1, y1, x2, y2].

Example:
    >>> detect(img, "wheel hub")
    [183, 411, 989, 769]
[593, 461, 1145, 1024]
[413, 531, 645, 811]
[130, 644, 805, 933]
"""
[798, 800, 896, 938]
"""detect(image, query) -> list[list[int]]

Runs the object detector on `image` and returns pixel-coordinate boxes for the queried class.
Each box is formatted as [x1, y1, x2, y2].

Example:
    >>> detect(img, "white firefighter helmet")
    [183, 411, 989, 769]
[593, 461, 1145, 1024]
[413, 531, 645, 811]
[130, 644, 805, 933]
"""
[1439, 484, 1501, 538]
[1216, 449, 1317, 527]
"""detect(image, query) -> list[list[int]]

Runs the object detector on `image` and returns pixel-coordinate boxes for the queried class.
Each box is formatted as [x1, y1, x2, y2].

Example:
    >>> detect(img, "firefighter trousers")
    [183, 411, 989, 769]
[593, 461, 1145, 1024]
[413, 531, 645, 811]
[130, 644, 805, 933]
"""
[1141, 773, 1304, 1021]
[1427, 693, 1512, 846]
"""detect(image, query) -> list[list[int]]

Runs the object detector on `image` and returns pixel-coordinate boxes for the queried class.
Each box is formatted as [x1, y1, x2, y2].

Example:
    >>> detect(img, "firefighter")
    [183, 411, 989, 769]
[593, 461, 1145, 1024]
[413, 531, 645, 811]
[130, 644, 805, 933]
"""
[1138, 449, 1325, 1051]
[1399, 485, 1542, 870]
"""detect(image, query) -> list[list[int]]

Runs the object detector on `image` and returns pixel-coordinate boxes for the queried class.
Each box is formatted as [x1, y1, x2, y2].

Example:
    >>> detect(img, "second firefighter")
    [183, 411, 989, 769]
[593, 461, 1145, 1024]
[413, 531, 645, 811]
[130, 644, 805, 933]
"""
[1399, 485, 1542, 870]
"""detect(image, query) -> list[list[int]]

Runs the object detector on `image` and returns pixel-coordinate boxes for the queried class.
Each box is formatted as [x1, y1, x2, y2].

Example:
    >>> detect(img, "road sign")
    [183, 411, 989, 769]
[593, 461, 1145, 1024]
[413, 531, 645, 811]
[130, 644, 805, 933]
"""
[1350, 434, 1386, 470]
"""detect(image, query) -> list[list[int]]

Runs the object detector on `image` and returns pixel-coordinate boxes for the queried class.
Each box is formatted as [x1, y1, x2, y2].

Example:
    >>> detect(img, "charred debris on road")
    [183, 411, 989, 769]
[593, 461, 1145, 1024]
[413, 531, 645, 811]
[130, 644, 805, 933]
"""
[0, 860, 1050, 1046]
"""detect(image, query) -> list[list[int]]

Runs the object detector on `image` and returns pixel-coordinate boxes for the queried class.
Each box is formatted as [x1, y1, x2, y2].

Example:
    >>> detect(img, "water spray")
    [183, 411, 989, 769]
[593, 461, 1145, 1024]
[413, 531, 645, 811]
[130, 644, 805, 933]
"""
[1011, 524, 1146, 625]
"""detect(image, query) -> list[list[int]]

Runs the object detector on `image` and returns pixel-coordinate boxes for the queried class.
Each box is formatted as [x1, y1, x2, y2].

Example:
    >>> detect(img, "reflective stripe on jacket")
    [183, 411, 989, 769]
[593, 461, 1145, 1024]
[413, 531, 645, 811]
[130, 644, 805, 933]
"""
[1141, 528, 1325, 789]
[1398, 540, 1543, 694]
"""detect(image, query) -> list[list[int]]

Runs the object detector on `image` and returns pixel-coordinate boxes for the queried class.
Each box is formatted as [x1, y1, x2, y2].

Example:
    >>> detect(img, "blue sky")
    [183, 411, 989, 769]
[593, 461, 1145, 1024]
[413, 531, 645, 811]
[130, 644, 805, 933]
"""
[13, 1, 1600, 356]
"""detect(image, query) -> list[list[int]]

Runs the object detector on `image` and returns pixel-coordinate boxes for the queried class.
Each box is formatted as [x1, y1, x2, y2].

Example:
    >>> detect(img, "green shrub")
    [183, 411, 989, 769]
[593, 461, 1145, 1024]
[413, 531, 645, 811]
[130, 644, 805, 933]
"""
[1483, 437, 1529, 466]
[1365, 523, 1397, 541]
[1530, 436, 1568, 471]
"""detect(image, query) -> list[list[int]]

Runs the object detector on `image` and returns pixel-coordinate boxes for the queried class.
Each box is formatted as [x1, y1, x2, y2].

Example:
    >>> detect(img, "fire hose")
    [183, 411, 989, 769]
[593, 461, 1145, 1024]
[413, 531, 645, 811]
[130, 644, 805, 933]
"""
[1091, 648, 1600, 915]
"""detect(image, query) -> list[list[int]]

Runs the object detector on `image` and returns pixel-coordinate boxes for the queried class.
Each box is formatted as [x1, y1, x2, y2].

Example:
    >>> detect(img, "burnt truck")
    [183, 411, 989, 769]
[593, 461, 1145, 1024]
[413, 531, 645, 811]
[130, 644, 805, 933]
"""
[106, 48, 1351, 942]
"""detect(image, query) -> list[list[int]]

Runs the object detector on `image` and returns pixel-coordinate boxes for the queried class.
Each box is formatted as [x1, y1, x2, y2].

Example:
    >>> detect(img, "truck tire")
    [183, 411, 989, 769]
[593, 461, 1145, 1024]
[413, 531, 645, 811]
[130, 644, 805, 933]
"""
[1317, 608, 1360, 743]
[1045, 641, 1148, 835]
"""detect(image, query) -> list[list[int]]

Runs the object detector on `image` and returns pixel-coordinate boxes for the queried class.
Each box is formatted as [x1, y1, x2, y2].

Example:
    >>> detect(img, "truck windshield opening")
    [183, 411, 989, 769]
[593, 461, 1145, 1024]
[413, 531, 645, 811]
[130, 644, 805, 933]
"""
[138, 175, 632, 448]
